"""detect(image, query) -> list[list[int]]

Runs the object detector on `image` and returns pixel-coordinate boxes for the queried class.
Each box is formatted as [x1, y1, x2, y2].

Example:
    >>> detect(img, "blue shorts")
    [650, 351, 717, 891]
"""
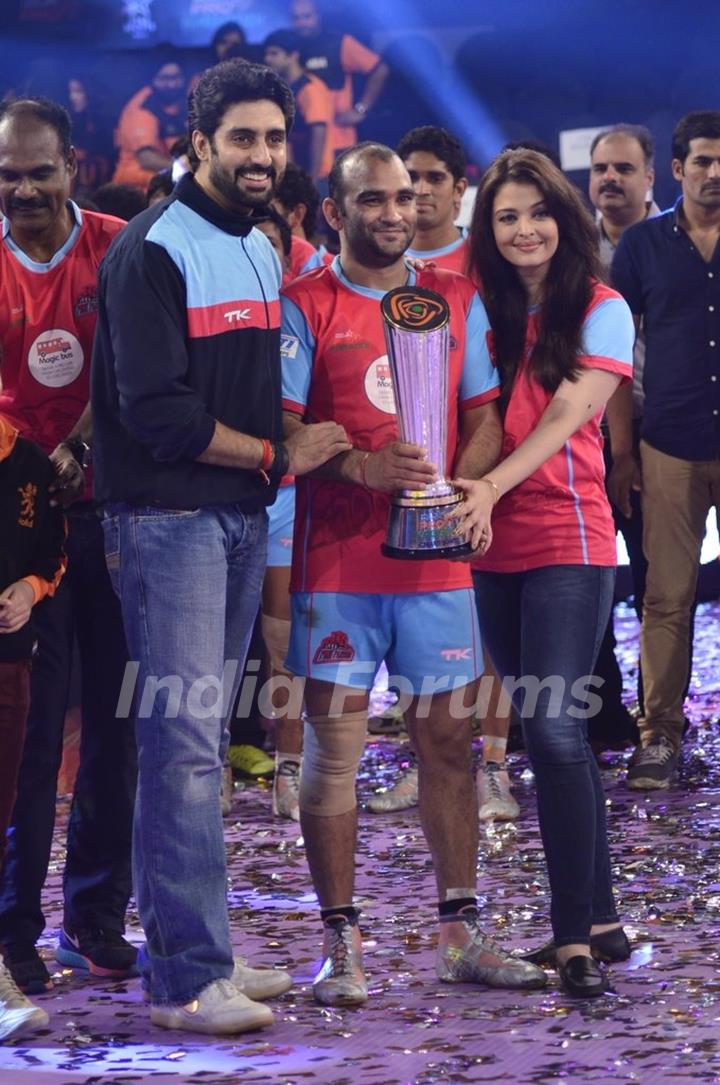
[287, 589, 481, 694]
[267, 484, 295, 568]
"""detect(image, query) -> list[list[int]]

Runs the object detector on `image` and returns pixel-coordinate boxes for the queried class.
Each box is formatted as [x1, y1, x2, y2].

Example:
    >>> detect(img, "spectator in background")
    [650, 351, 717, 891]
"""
[146, 170, 174, 206]
[290, 0, 388, 157]
[612, 111, 720, 789]
[264, 29, 333, 182]
[272, 162, 323, 277]
[92, 182, 146, 221]
[587, 124, 659, 752]
[112, 55, 186, 192]
[256, 205, 293, 284]
[210, 21, 259, 65]
[65, 77, 113, 194]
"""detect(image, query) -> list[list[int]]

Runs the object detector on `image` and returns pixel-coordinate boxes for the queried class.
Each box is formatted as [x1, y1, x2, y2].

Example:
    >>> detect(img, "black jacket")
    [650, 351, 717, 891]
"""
[91, 174, 284, 510]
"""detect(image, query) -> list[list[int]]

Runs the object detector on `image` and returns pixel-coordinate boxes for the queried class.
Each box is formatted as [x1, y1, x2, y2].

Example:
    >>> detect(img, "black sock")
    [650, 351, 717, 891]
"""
[438, 897, 477, 920]
[321, 905, 360, 926]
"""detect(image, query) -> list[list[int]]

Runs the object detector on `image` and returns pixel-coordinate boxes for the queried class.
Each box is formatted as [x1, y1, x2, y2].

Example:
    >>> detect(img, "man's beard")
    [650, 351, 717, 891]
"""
[345, 221, 414, 267]
[209, 158, 278, 211]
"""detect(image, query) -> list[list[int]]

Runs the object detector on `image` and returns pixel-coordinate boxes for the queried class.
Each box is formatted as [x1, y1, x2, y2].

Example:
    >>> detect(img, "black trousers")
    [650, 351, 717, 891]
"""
[0, 506, 137, 945]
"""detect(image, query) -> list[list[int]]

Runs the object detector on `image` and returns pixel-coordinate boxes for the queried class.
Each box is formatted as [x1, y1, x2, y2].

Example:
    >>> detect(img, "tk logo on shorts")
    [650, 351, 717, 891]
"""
[313, 630, 355, 664]
[441, 648, 472, 661]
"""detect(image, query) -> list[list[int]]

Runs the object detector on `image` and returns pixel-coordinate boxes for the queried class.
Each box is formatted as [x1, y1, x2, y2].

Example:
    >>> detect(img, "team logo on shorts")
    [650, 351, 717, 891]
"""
[364, 355, 397, 414]
[280, 334, 299, 358]
[313, 630, 355, 664]
[28, 329, 83, 388]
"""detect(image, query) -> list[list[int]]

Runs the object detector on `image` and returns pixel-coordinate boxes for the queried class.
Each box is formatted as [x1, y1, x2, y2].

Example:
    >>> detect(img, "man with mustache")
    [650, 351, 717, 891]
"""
[0, 96, 137, 996]
[91, 60, 350, 1034]
[612, 111, 720, 788]
[280, 141, 546, 1005]
[586, 125, 659, 755]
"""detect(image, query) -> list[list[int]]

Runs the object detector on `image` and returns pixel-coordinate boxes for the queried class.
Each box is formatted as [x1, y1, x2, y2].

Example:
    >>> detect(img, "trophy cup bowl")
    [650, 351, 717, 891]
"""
[379, 285, 472, 560]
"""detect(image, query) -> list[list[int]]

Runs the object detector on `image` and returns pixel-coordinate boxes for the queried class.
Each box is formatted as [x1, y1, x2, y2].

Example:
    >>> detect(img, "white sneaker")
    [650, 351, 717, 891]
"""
[272, 759, 301, 822]
[367, 763, 418, 813]
[313, 918, 367, 1007]
[476, 762, 520, 821]
[0, 959, 49, 1041]
[142, 956, 292, 1003]
[150, 978, 274, 1034]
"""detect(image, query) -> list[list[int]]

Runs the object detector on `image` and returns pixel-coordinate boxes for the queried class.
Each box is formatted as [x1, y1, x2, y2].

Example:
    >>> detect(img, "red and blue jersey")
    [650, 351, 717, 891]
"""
[406, 230, 469, 275]
[281, 258, 500, 594]
[478, 282, 634, 573]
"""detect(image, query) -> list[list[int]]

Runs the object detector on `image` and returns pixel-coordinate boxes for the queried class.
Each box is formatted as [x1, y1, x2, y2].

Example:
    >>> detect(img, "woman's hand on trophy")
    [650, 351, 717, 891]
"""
[363, 442, 438, 492]
[285, 422, 353, 475]
[447, 477, 495, 554]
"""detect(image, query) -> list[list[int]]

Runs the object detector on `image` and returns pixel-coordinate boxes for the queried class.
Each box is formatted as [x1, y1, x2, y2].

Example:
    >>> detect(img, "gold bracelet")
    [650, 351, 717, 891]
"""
[480, 477, 500, 505]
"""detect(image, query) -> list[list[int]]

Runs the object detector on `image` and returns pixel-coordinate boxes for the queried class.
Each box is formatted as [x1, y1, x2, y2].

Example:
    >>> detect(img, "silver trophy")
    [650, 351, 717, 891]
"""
[380, 286, 472, 559]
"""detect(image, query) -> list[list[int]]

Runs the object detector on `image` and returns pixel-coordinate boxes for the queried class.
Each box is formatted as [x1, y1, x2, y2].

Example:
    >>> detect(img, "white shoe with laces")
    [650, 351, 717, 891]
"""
[142, 955, 292, 1003]
[367, 763, 418, 813]
[476, 762, 520, 821]
[0, 958, 49, 1041]
[150, 978, 274, 1034]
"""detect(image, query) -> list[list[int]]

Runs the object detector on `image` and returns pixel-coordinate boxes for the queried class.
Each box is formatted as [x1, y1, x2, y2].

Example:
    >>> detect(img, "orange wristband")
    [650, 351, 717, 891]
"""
[259, 439, 275, 471]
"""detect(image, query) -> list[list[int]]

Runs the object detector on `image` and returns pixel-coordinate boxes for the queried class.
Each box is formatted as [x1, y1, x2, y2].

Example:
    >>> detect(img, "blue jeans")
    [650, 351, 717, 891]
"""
[103, 503, 267, 1004]
[473, 565, 619, 946]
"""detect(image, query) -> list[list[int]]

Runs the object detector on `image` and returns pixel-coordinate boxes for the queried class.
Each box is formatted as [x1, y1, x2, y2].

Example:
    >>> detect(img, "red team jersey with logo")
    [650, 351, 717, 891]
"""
[281, 259, 500, 594]
[477, 282, 634, 573]
[405, 231, 469, 275]
[0, 204, 124, 455]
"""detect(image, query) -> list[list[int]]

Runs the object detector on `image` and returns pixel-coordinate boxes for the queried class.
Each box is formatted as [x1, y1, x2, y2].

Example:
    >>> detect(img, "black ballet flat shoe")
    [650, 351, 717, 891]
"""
[522, 927, 631, 967]
[558, 955, 607, 998]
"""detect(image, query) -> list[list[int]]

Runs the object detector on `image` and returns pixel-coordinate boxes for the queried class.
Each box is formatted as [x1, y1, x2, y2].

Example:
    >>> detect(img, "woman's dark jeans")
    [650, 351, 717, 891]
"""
[473, 564, 619, 946]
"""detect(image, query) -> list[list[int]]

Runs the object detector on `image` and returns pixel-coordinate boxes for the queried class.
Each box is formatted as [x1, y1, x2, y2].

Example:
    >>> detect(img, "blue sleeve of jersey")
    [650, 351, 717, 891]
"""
[459, 293, 501, 404]
[300, 250, 323, 275]
[281, 295, 316, 411]
[582, 297, 634, 370]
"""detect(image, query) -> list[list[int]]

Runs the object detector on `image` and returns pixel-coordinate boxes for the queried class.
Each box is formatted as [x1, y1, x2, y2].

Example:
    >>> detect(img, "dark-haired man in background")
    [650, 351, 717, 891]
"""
[272, 161, 324, 276]
[0, 96, 136, 993]
[113, 57, 187, 191]
[612, 111, 720, 789]
[92, 59, 350, 1035]
[264, 29, 333, 182]
[398, 124, 469, 273]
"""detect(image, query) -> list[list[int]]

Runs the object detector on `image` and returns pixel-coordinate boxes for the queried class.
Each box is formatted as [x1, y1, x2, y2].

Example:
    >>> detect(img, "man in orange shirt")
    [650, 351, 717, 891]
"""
[290, 0, 388, 156]
[265, 29, 333, 182]
[113, 59, 186, 191]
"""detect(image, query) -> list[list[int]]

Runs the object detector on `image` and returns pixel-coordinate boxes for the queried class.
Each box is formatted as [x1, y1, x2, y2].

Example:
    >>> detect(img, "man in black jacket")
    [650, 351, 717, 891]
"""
[91, 59, 349, 1036]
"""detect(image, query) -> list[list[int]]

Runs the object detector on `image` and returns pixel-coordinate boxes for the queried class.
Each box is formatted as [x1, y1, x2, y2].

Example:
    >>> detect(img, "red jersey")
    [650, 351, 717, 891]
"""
[0, 204, 124, 455]
[289, 235, 323, 280]
[477, 283, 634, 573]
[406, 231, 470, 275]
[281, 259, 500, 594]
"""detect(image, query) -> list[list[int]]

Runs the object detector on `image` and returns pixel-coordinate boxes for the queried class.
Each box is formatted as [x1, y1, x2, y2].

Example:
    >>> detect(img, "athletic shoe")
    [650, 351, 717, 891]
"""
[367, 764, 418, 813]
[272, 759, 301, 822]
[150, 978, 274, 1034]
[221, 763, 234, 816]
[227, 744, 275, 778]
[2, 942, 53, 994]
[476, 762, 520, 821]
[367, 702, 407, 736]
[313, 917, 367, 1007]
[140, 954, 293, 1003]
[56, 927, 138, 977]
[626, 737, 678, 790]
[437, 907, 546, 989]
[0, 958, 49, 1041]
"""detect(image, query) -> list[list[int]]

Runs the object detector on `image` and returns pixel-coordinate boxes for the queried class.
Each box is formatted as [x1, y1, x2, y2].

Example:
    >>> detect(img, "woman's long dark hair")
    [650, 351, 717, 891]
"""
[468, 148, 603, 399]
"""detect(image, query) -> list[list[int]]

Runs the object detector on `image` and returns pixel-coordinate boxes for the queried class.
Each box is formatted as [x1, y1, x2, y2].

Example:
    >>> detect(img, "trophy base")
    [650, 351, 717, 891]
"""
[382, 488, 473, 561]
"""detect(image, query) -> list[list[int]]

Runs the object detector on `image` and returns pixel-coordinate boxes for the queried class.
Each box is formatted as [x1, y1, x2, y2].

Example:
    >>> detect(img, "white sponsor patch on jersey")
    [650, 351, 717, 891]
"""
[281, 334, 300, 358]
[364, 355, 397, 414]
[28, 329, 84, 388]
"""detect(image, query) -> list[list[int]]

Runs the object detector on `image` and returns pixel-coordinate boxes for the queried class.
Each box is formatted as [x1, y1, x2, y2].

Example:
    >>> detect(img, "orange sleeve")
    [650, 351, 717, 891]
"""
[298, 79, 333, 126]
[340, 34, 380, 74]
